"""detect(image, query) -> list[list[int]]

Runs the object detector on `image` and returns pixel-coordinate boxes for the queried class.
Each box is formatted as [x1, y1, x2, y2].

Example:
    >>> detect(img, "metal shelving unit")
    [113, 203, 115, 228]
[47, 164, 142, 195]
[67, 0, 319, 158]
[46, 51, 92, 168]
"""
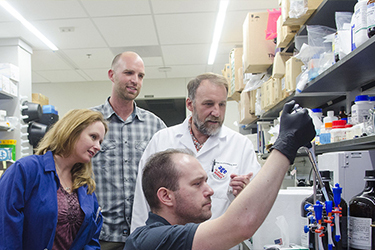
[258, 0, 370, 120]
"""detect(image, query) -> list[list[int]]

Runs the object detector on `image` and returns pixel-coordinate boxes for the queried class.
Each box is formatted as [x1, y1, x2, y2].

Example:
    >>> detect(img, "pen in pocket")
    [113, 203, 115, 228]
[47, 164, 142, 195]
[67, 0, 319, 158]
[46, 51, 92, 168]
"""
[211, 159, 216, 172]
[95, 206, 101, 222]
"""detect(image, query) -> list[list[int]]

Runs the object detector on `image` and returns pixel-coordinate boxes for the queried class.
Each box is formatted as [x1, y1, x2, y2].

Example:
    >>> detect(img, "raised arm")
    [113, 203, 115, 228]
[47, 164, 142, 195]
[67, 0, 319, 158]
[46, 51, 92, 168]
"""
[192, 101, 315, 250]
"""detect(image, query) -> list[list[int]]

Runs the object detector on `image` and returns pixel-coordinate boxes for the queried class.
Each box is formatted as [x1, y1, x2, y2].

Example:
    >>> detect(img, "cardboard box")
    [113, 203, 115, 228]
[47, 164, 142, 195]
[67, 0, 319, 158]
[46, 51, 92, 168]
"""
[285, 56, 304, 94]
[229, 48, 244, 92]
[243, 12, 275, 74]
[261, 78, 274, 110]
[249, 89, 258, 114]
[272, 52, 293, 78]
[281, 0, 323, 26]
[222, 63, 231, 84]
[277, 16, 300, 48]
[273, 77, 283, 105]
[32, 93, 49, 106]
[0, 63, 19, 82]
[261, 78, 285, 111]
[238, 91, 258, 124]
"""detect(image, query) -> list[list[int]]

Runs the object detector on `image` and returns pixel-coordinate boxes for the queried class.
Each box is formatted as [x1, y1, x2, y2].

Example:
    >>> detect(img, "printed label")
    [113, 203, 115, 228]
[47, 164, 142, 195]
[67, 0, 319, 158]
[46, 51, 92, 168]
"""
[349, 216, 372, 249]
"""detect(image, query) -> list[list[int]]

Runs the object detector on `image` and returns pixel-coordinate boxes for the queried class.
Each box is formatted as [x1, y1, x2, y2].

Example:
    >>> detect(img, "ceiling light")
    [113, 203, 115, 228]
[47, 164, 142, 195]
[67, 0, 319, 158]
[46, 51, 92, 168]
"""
[208, 0, 230, 65]
[158, 67, 172, 72]
[0, 1, 59, 51]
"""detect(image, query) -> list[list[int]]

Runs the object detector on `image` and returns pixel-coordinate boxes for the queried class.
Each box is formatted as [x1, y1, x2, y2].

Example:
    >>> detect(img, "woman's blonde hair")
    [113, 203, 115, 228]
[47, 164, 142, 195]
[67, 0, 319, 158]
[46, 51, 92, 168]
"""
[35, 109, 108, 194]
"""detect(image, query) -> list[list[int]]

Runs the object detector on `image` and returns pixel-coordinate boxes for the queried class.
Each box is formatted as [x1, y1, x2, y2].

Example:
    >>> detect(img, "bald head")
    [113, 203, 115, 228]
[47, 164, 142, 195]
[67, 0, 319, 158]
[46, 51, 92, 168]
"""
[111, 51, 144, 71]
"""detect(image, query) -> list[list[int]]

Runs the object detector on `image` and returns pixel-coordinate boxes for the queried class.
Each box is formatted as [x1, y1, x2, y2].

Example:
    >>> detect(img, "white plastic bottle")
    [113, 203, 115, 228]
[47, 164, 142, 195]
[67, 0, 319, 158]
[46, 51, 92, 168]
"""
[351, 95, 373, 124]
[352, 0, 369, 50]
[323, 110, 338, 125]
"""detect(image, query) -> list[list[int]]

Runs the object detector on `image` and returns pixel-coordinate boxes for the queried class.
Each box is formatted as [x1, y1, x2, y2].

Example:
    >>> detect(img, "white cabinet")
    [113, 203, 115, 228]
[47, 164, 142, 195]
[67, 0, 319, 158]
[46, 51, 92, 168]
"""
[0, 38, 33, 171]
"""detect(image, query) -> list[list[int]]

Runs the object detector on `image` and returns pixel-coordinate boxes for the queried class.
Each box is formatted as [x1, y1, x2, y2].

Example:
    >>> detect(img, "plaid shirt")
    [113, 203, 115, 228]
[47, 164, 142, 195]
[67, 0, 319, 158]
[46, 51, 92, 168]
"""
[91, 98, 166, 242]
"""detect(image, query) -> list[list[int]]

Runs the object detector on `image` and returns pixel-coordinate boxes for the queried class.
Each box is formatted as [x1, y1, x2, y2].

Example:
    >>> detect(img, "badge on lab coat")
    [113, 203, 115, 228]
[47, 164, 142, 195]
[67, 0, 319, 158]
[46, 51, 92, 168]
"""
[211, 160, 236, 180]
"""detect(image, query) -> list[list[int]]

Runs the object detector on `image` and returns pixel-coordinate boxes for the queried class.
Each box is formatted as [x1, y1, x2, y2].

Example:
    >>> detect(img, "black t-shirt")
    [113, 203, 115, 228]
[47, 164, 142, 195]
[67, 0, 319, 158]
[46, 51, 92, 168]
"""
[125, 212, 199, 250]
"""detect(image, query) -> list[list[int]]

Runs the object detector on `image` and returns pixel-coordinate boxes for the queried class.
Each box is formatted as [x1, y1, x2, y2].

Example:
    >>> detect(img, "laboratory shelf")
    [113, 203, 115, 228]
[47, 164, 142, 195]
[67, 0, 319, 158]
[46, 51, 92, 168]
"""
[260, 0, 373, 119]
[261, 135, 375, 159]
[303, 35, 375, 93]
[297, 0, 356, 35]
[261, 92, 346, 118]
[0, 90, 14, 99]
[315, 134, 375, 154]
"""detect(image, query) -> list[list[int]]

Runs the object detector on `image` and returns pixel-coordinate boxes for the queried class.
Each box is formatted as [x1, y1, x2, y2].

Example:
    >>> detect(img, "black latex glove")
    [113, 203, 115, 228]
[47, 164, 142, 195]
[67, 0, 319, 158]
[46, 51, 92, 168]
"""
[271, 100, 316, 164]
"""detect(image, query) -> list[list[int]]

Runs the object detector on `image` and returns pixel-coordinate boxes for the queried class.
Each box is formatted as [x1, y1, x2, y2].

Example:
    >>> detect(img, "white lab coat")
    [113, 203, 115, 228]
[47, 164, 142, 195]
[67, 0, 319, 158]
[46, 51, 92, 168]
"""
[131, 117, 261, 234]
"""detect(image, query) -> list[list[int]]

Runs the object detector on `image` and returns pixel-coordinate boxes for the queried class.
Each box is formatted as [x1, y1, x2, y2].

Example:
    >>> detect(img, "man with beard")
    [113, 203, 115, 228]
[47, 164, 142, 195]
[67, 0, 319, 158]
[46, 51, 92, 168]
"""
[130, 73, 261, 249]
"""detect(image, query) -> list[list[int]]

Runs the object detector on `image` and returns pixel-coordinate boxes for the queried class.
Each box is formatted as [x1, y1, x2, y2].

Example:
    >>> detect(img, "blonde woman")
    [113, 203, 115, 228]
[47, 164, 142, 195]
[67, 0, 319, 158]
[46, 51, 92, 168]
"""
[0, 109, 108, 250]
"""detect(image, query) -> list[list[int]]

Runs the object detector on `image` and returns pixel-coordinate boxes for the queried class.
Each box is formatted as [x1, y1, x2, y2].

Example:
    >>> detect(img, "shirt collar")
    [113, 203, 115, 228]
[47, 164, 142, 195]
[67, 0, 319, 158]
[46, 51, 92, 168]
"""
[188, 117, 205, 152]
[102, 97, 145, 122]
[147, 212, 171, 226]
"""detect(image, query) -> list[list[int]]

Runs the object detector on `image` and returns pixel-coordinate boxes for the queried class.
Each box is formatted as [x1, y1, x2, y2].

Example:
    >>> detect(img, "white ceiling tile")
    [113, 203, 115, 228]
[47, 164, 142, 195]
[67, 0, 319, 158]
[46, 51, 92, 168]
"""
[31, 50, 72, 70]
[0, 0, 284, 86]
[32, 19, 108, 49]
[166, 65, 207, 78]
[222, 10, 253, 43]
[80, 0, 152, 16]
[151, 0, 219, 14]
[143, 67, 168, 79]
[156, 12, 216, 45]
[36, 70, 87, 83]
[93, 16, 158, 47]
[63, 48, 114, 69]
[0, 21, 46, 49]
[142, 57, 164, 67]
[82, 68, 109, 82]
[228, 0, 279, 12]
[5, 0, 87, 20]
[162, 44, 210, 65]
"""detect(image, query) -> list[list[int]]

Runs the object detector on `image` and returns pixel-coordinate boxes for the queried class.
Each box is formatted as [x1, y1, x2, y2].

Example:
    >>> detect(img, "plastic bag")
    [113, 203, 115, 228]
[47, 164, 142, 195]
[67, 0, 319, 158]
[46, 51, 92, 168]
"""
[243, 73, 270, 92]
[334, 12, 353, 61]
[307, 25, 337, 53]
[289, 0, 308, 19]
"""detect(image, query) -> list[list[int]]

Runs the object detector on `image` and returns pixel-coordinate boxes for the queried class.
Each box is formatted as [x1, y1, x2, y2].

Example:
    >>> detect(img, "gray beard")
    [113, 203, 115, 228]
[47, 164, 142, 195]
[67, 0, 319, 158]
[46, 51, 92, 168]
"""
[192, 113, 221, 136]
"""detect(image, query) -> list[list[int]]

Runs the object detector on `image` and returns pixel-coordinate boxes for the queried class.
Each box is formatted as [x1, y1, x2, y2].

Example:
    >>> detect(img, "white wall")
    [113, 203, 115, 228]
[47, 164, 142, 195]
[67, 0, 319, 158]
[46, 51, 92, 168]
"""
[32, 78, 241, 132]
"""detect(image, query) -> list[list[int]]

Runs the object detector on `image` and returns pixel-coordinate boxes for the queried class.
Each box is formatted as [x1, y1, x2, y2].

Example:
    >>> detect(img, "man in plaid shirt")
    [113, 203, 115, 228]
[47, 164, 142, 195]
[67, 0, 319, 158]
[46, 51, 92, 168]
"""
[91, 51, 166, 250]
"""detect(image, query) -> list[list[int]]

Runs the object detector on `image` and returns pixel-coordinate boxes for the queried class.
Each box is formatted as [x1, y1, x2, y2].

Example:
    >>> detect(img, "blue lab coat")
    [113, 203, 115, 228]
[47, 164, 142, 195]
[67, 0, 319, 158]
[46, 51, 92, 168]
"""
[0, 151, 102, 250]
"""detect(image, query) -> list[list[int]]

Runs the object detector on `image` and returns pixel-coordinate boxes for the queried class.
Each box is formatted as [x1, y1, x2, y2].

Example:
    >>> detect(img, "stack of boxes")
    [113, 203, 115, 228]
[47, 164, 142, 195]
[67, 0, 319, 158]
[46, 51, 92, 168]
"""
[222, 0, 323, 125]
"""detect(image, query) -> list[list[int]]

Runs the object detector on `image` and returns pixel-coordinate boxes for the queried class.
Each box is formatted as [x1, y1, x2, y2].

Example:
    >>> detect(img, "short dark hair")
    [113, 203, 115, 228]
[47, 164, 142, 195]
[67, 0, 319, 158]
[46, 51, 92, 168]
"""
[142, 148, 195, 211]
[187, 72, 229, 103]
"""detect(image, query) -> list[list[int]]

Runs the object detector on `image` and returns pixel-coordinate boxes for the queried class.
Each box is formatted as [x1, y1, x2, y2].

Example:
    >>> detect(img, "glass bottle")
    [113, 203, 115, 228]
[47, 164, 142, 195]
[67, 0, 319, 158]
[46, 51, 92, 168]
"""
[301, 170, 348, 250]
[349, 170, 375, 249]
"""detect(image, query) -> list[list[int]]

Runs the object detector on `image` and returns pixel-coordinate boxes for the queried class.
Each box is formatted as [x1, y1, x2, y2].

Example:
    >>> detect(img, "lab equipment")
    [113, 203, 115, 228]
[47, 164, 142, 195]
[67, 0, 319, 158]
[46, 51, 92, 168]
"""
[317, 150, 375, 202]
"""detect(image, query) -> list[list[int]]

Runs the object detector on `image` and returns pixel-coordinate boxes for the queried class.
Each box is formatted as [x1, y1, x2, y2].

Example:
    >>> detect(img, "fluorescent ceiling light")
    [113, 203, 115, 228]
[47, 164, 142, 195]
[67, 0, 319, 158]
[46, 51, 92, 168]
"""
[208, 0, 229, 65]
[0, 1, 59, 51]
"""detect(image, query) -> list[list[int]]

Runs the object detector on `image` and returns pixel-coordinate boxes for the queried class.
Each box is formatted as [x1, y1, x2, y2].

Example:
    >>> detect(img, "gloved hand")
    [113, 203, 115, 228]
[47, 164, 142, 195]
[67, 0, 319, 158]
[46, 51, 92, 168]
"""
[271, 100, 316, 164]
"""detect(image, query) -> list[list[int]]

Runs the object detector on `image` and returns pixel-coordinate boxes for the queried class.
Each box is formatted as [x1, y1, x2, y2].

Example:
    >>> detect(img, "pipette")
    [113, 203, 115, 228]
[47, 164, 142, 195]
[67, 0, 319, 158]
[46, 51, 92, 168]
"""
[290, 103, 330, 201]
[303, 144, 330, 202]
